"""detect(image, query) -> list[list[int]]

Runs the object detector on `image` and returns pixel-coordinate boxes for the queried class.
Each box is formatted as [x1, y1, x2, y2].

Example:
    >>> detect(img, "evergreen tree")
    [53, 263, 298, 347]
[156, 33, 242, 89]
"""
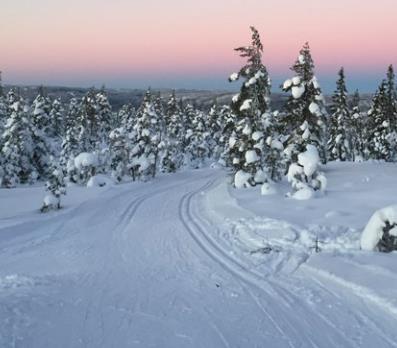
[185, 108, 209, 168]
[130, 89, 160, 180]
[227, 26, 272, 187]
[282, 42, 328, 165]
[1, 91, 34, 187]
[160, 91, 184, 172]
[49, 97, 65, 138]
[350, 90, 367, 159]
[386, 65, 397, 128]
[109, 127, 129, 182]
[328, 68, 353, 161]
[77, 89, 100, 152]
[207, 102, 223, 160]
[96, 88, 113, 143]
[41, 159, 66, 212]
[282, 43, 327, 194]
[367, 81, 392, 160]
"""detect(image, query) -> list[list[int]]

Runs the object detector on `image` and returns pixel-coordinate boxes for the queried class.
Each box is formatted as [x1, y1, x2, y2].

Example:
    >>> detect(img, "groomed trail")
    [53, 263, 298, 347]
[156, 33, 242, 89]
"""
[0, 168, 396, 347]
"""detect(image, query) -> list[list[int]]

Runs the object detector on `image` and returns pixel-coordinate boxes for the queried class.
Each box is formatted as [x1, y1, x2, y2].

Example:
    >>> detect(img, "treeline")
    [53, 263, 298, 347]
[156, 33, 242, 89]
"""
[0, 27, 396, 208]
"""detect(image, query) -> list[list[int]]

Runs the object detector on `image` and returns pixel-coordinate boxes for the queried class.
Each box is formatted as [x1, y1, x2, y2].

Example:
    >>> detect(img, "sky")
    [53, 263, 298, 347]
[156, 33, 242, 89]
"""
[0, 0, 396, 93]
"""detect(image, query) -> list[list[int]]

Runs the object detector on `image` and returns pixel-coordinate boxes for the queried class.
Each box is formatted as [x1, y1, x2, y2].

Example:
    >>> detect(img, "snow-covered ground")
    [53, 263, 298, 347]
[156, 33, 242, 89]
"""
[0, 162, 397, 347]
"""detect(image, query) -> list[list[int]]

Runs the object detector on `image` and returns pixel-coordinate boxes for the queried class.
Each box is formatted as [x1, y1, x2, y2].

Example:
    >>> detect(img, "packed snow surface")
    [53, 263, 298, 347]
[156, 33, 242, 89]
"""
[1, 163, 397, 347]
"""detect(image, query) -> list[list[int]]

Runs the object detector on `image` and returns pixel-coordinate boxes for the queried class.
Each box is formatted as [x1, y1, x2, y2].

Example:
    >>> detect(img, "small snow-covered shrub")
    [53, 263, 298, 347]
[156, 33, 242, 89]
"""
[361, 205, 397, 252]
[234, 170, 252, 189]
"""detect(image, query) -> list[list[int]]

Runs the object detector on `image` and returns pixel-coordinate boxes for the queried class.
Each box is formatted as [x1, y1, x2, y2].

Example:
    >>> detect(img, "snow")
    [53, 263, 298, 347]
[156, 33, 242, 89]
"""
[245, 150, 259, 164]
[2, 164, 397, 346]
[298, 54, 305, 64]
[283, 79, 292, 89]
[229, 72, 239, 81]
[291, 85, 305, 99]
[261, 182, 277, 195]
[309, 101, 320, 115]
[292, 76, 301, 85]
[86, 174, 114, 188]
[361, 205, 397, 251]
[292, 186, 314, 200]
[234, 170, 251, 188]
[251, 131, 262, 141]
[74, 152, 98, 170]
[298, 144, 320, 177]
[239, 99, 252, 111]
[43, 194, 58, 207]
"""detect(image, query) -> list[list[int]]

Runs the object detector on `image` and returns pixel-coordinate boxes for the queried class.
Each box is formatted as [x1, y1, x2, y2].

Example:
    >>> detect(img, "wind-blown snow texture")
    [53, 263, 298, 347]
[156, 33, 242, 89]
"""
[0, 162, 397, 347]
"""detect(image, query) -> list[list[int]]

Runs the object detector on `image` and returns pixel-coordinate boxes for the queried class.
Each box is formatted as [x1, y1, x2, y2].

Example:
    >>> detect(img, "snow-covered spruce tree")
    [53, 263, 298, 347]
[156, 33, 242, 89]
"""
[350, 90, 367, 160]
[185, 109, 210, 168]
[207, 102, 223, 160]
[218, 105, 236, 167]
[77, 89, 100, 152]
[160, 91, 184, 173]
[367, 81, 392, 161]
[96, 87, 113, 144]
[282, 43, 327, 164]
[130, 89, 160, 180]
[0, 72, 6, 140]
[262, 111, 285, 182]
[227, 26, 272, 188]
[386, 65, 397, 129]
[1, 91, 35, 187]
[49, 97, 65, 138]
[109, 127, 129, 182]
[30, 90, 52, 179]
[327, 68, 353, 161]
[119, 103, 136, 131]
[282, 43, 327, 195]
[385, 65, 397, 159]
[41, 159, 66, 212]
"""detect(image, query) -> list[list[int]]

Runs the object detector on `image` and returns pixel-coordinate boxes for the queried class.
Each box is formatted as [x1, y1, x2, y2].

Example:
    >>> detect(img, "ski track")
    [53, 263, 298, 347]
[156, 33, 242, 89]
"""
[0, 170, 397, 347]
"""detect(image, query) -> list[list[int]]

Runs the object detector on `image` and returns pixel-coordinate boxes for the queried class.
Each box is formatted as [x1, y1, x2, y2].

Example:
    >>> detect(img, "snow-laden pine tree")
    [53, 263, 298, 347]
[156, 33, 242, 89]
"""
[386, 65, 397, 129]
[0, 72, 6, 140]
[350, 90, 367, 160]
[282, 43, 327, 194]
[185, 108, 210, 168]
[96, 88, 113, 144]
[119, 103, 136, 132]
[77, 89, 100, 152]
[49, 97, 65, 138]
[327, 68, 353, 161]
[109, 127, 129, 182]
[30, 90, 51, 179]
[160, 91, 184, 172]
[130, 89, 160, 180]
[227, 26, 272, 187]
[367, 81, 392, 161]
[262, 111, 285, 181]
[1, 90, 35, 187]
[41, 158, 66, 212]
[218, 106, 236, 167]
[207, 102, 223, 160]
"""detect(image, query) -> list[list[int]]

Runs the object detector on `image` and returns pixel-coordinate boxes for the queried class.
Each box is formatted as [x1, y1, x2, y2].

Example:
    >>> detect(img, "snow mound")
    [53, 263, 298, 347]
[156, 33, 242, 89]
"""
[361, 205, 397, 251]
[292, 186, 314, 200]
[87, 175, 115, 188]
[74, 152, 98, 170]
[245, 150, 259, 164]
[234, 170, 251, 189]
[43, 194, 58, 207]
[261, 182, 277, 196]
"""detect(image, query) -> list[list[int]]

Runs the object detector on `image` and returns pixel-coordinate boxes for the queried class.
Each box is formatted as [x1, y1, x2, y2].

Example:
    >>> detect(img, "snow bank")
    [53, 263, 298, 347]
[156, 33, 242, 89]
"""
[361, 205, 397, 251]
[87, 174, 115, 188]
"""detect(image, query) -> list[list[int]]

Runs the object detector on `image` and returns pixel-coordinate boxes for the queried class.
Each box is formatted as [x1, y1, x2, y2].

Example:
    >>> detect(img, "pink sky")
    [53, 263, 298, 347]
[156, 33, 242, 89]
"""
[1, 0, 396, 91]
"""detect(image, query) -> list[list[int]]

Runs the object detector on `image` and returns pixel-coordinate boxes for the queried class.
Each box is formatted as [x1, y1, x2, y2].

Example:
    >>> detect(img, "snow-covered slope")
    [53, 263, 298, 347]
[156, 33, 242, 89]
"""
[0, 163, 397, 347]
